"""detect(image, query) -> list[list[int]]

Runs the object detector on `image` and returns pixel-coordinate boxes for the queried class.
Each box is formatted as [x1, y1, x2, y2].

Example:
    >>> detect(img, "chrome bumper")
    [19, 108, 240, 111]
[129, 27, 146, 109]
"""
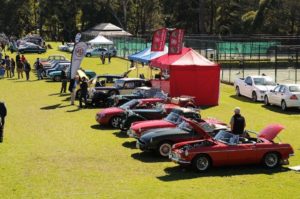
[169, 153, 190, 164]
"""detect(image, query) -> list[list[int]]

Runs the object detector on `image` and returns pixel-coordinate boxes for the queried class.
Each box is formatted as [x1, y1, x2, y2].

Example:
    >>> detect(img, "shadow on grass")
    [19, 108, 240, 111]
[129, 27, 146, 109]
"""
[262, 105, 300, 115]
[49, 93, 60, 96]
[66, 107, 81, 112]
[157, 165, 291, 181]
[113, 131, 128, 138]
[40, 104, 61, 110]
[62, 97, 71, 102]
[90, 124, 116, 131]
[230, 95, 261, 104]
[131, 152, 169, 163]
[122, 141, 136, 149]
[59, 93, 70, 97]
[6, 78, 18, 80]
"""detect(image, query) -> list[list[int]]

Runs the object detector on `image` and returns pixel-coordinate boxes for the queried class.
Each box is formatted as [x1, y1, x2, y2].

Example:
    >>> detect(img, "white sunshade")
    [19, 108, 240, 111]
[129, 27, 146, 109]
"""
[88, 35, 113, 45]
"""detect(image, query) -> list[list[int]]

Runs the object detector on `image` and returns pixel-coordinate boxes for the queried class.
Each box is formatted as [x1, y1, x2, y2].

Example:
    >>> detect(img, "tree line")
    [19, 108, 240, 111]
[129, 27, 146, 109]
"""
[0, 0, 299, 41]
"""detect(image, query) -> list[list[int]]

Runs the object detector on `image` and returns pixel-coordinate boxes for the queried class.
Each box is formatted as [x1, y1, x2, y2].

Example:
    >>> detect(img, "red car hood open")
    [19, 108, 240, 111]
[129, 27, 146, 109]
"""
[258, 124, 284, 141]
[131, 119, 174, 132]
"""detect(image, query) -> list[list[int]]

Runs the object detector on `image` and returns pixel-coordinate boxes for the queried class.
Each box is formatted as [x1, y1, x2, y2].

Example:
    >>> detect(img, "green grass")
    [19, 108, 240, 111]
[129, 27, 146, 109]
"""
[0, 42, 300, 198]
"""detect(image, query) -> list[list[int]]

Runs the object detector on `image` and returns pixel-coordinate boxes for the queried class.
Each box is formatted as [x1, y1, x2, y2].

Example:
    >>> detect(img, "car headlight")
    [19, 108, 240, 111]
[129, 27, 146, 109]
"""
[260, 90, 266, 94]
[184, 150, 189, 157]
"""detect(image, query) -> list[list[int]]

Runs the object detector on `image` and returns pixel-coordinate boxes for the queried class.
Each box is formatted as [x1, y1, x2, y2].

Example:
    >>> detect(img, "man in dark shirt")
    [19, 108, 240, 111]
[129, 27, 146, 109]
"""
[230, 107, 246, 135]
[79, 76, 88, 108]
[0, 101, 7, 143]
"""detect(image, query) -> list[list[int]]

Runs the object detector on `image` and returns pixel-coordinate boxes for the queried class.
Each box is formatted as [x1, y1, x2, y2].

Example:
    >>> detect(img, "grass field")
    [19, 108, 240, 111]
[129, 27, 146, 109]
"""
[0, 43, 300, 199]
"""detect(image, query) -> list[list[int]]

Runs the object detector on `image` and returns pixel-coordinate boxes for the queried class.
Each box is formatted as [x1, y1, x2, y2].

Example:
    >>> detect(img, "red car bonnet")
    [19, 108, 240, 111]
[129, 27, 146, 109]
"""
[131, 119, 173, 131]
[258, 124, 284, 141]
[98, 107, 123, 115]
[184, 118, 211, 139]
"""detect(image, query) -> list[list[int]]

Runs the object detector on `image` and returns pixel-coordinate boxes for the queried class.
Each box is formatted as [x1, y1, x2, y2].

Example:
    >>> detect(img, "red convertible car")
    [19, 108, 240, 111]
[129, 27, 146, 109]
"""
[170, 121, 294, 172]
[95, 98, 165, 128]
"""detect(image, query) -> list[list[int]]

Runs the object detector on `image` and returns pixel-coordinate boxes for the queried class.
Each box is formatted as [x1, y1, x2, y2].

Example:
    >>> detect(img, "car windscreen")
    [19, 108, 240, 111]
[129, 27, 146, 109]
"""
[289, 85, 300, 92]
[214, 130, 239, 145]
[178, 121, 193, 133]
[165, 112, 183, 124]
[253, 78, 276, 86]
[120, 99, 139, 109]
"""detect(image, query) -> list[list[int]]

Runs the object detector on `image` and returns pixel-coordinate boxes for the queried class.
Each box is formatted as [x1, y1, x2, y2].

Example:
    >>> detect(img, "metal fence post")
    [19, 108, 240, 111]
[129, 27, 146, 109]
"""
[296, 49, 298, 84]
[258, 44, 261, 75]
[275, 46, 278, 82]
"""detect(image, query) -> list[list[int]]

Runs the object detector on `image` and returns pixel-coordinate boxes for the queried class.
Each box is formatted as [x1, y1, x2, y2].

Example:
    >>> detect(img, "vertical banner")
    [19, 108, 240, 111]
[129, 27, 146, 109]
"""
[70, 41, 88, 79]
[151, 28, 167, 52]
[168, 29, 184, 54]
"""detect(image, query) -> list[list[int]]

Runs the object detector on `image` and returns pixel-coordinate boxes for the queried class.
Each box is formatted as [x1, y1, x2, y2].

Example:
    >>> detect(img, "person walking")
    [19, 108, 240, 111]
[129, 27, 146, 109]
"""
[35, 58, 43, 80]
[23, 60, 31, 81]
[230, 107, 246, 135]
[108, 52, 111, 63]
[5, 56, 11, 78]
[79, 76, 88, 108]
[0, 101, 7, 143]
[10, 58, 15, 77]
[101, 52, 105, 64]
[60, 68, 68, 93]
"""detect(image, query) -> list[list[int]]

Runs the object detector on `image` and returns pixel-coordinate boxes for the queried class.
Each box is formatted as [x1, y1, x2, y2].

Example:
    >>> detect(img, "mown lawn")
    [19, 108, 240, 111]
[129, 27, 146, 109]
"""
[0, 42, 299, 199]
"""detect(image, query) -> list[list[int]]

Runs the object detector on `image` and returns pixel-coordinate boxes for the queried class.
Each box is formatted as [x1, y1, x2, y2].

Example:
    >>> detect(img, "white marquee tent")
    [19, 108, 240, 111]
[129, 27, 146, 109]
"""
[88, 35, 113, 45]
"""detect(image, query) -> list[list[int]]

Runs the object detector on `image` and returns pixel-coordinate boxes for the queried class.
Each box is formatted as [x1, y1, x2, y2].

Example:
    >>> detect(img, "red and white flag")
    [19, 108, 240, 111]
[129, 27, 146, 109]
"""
[151, 28, 167, 52]
[70, 42, 88, 79]
[168, 29, 184, 54]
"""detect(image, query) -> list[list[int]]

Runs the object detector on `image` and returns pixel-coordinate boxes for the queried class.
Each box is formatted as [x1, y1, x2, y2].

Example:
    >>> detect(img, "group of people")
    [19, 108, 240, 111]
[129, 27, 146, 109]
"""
[68, 75, 88, 108]
[0, 52, 31, 80]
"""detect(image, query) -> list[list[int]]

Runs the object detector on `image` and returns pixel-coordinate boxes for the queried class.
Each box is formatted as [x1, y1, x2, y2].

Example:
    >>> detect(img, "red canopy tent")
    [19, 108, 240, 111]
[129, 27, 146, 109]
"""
[150, 48, 220, 106]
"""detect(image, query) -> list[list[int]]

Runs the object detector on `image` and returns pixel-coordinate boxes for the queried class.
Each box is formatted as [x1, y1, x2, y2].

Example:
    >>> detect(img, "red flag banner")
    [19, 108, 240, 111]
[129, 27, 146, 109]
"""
[151, 28, 167, 51]
[168, 29, 184, 54]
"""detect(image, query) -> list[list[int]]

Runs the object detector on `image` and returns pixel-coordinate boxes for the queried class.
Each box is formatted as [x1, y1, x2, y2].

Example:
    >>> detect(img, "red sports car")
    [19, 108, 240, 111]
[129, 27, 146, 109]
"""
[170, 121, 294, 172]
[95, 98, 164, 128]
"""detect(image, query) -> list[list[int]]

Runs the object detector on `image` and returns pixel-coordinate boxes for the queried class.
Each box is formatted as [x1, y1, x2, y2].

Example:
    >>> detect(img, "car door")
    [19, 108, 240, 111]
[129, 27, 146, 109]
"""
[272, 85, 283, 105]
[243, 77, 253, 98]
[268, 85, 279, 104]
[226, 143, 258, 165]
[278, 85, 287, 104]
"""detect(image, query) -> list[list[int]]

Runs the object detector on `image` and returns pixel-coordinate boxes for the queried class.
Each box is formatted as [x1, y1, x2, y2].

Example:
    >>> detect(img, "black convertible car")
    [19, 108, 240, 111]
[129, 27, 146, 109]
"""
[136, 118, 228, 157]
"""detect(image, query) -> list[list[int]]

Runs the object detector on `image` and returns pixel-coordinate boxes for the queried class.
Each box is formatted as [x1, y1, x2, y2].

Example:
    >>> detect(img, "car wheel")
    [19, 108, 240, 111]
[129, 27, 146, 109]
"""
[54, 76, 61, 82]
[236, 87, 241, 96]
[264, 96, 269, 105]
[281, 100, 287, 111]
[192, 154, 211, 172]
[110, 116, 122, 128]
[263, 152, 280, 168]
[252, 91, 257, 102]
[157, 141, 173, 157]
[86, 53, 91, 57]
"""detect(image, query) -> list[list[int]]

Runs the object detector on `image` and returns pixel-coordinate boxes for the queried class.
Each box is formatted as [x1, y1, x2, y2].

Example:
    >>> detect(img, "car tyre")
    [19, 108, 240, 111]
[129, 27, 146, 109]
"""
[252, 91, 257, 102]
[53, 76, 61, 82]
[157, 141, 173, 157]
[110, 116, 122, 128]
[263, 152, 280, 168]
[192, 154, 211, 172]
[264, 96, 269, 105]
[86, 53, 91, 57]
[281, 100, 287, 111]
[108, 90, 118, 96]
[236, 87, 241, 96]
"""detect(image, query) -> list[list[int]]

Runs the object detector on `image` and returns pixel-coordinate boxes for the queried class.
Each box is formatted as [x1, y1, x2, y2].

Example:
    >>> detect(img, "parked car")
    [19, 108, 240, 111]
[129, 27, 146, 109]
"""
[85, 47, 117, 57]
[48, 66, 96, 82]
[170, 123, 294, 172]
[119, 103, 182, 131]
[136, 118, 229, 157]
[264, 84, 300, 111]
[40, 55, 67, 68]
[128, 108, 202, 138]
[58, 43, 74, 52]
[18, 44, 46, 54]
[106, 87, 166, 107]
[87, 78, 150, 106]
[234, 75, 276, 101]
[95, 98, 166, 128]
[46, 62, 71, 78]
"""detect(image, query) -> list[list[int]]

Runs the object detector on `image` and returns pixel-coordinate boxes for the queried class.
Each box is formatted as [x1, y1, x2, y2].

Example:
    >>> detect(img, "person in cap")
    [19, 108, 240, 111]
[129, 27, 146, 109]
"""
[230, 107, 246, 135]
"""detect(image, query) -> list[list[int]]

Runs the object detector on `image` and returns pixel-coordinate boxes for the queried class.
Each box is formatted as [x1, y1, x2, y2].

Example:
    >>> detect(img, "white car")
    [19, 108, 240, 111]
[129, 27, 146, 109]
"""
[234, 75, 277, 101]
[264, 84, 300, 111]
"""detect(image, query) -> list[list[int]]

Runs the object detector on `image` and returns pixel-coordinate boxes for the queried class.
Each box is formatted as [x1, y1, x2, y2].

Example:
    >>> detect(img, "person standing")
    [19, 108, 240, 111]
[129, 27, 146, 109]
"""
[15, 52, 20, 63]
[0, 101, 7, 143]
[35, 58, 43, 80]
[108, 52, 111, 63]
[101, 52, 105, 64]
[60, 68, 67, 93]
[10, 58, 15, 77]
[5, 56, 11, 78]
[16, 60, 23, 79]
[230, 107, 246, 135]
[69, 75, 79, 105]
[21, 54, 26, 63]
[23, 60, 31, 81]
[79, 76, 88, 108]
